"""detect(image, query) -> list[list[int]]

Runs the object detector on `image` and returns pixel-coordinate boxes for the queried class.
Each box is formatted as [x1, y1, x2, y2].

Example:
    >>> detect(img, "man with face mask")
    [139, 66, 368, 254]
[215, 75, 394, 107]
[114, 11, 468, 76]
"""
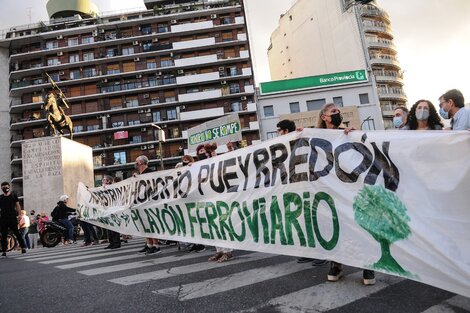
[439, 89, 470, 130]
[393, 106, 409, 130]
[0, 182, 27, 257]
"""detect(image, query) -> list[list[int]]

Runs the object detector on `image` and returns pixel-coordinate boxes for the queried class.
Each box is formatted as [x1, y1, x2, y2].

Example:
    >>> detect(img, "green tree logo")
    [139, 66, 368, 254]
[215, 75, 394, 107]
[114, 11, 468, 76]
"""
[353, 185, 417, 278]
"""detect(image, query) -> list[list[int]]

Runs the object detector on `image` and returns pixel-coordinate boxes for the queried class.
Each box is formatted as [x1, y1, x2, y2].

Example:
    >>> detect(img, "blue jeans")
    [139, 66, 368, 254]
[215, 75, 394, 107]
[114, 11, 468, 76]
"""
[58, 218, 74, 241]
[19, 227, 30, 249]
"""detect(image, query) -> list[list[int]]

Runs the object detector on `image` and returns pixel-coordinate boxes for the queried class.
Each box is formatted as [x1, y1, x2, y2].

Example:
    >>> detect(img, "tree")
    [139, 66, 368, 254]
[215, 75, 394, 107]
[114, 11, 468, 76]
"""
[353, 184, 416, 277]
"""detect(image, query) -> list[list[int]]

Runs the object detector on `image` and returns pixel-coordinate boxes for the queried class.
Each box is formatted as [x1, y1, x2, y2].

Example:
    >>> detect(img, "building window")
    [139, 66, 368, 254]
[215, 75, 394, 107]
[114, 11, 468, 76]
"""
[160, 59, 173, 67]
[165, 96, 176, 103]
[73, 125, 84, 133]
[263, 105, 274, 117]
[267, 131, 278, 139]
[157, 24, 169, 33]
[130, 135, 142, 143]
[122, 47, 135, 55]
[307, 99, 326, 111]
[47, 57, 59, 66]
[153, 111, 161, 122]
[70, 70, 80, 80]
[126, 99, 139, 107]
[106, 48, 116, 57]
[147, 61, 157, 69]
[151, 98, 160, 104]
[107, 64, 120, 75]
[229, 83, 240, 94]
[140, 25, 152, 35]
[333, 96, 344, 107]
[112, 121, 125, 127]
[68, 38, 79, 46]
[128, 120, 140, 126]
[231, 102, 242, 112]
[359, 93, 370, 104]
[87, 124, 100, 131]
[46, 41, 58, 49]
[69, 54, 79, 63]
[143, 42, 153, 51]
[113, 151, 127, 164]
[83, 51, 94, 61]
[82, 36, 94, 44]
[228, 66, 238, 76]
[167, 108, 177, 120]
[83, 67, 96, 78]
[289, 102, 300, 113]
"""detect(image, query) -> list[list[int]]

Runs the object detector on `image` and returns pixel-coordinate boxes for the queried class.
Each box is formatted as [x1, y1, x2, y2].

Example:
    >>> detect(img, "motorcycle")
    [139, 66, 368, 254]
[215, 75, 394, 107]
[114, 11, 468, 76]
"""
[39, 215, 81, 248]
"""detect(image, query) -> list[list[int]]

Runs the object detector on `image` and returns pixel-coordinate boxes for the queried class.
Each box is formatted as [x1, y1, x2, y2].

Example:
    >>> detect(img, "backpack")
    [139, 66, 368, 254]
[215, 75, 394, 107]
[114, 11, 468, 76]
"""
[51, 206, 59, 221]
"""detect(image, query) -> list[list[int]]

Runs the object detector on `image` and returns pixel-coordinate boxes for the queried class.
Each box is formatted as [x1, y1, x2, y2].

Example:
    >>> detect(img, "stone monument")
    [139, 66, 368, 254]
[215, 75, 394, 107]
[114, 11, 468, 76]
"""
[22, 137, 94, 216]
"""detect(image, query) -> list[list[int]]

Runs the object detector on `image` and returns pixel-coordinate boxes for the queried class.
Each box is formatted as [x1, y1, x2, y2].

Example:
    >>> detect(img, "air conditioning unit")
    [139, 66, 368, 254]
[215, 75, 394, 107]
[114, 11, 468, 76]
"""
[146, 108, 151, 113]
[141, 145, 147, 150]
[218, 67, 225, 71]
[148, 144, 154, 149]
[177, 69, 184, 74]
[134, 57, 140, 62]
[211, 14, 217, 19]
[171, 20, 177, 24]
[136, 74, 142, 78]
[92, 30, 98, 37]
[102, 78, 108, 83]
[57, 52, 63, 56]
[221, 80, 227, 85]
[241, 96, 247, 100]
[56, 35, 63, 39]
[99, 29, 105, 33]
[138, 109, 145, 113]
[141, 127, 147, 132]
[58, 71, 65, 75]
[133, 41, 139, 46]
[143, 94, 149, 99]
[152, 38, 159, 43]
[170, 52, 174, 57]
[156, 71, 162, 76]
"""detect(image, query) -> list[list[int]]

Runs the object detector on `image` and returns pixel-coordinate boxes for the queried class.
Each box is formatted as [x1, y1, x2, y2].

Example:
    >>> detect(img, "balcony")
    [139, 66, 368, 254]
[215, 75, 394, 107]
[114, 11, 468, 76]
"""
[367, 40, 396, 52]
[378, 89, 407, 102]
[174, 54, 218, 67]
[173, 37, 216, 50]
[170, 20, 213, 33]
[179, 107, 224, 121]
[362, 24, 393, 36]
[374, 73, 403, 84]
[361, 6, 390, 22]
[176, 72, 220, 85]
[370, 56, 400, 67]
[178, 89, 222, 102]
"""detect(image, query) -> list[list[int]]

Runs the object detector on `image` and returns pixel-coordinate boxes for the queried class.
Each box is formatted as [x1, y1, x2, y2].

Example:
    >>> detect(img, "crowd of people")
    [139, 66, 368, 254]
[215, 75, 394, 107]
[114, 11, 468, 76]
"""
[1, 88, 468, 291]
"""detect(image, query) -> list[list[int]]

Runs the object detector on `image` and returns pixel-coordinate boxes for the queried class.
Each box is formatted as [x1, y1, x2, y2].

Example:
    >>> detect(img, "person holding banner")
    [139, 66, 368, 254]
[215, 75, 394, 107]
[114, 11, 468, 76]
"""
[438, 89, 470, 130]
[134, 155, 162, 255]
[392, 106, 409, 130]
[406, 100, 443, 130]
[102, 175, 122, 250]
[317, 103, 376, 285]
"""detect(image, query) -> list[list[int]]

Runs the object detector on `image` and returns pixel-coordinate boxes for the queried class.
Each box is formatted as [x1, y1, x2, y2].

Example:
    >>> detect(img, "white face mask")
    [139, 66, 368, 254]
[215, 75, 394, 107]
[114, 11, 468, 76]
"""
[416, 110, 430, 121]
[393, 116, 403, 128]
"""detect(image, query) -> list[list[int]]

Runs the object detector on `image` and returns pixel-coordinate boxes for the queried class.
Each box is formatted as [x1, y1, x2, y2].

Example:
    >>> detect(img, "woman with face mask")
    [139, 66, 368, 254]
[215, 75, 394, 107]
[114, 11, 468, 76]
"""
[406, 100, 443, 130]
[316, 103, 376, 286]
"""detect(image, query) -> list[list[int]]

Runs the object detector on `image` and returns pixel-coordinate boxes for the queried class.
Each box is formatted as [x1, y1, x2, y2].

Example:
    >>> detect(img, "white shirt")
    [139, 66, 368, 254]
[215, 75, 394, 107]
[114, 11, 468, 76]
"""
[20, 215, 30, 228]
[451, 108, 470, 130]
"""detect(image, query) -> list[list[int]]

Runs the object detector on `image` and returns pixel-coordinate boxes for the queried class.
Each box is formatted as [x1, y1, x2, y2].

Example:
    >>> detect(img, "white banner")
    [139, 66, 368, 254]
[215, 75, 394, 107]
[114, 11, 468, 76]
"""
[77, 129, 470, 297]
[186, 114, 242, 152]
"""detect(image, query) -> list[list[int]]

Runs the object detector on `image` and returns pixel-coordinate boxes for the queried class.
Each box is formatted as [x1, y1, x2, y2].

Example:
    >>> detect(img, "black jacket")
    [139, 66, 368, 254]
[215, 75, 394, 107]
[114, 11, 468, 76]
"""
[51, 201, 76, 221]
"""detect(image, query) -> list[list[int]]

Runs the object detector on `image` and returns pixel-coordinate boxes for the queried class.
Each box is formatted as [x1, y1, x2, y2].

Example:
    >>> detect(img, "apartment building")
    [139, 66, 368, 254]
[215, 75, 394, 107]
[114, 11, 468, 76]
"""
[267, 0, 406, 129]
[0, 0, 259, 194]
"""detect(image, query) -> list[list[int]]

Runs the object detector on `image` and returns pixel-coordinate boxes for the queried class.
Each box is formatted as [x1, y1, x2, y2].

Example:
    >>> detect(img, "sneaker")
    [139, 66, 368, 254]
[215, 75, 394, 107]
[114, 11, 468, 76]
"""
[81, 242, 92, 247]
[104, 244, 113, 249]
[146, 246, 161, 255]
[312, 259, 329, 266]
[297, 257, 313, 264]
[21, 248, 27, 254]
[1, 252, 6, 258]
[110, 244, 121, 249]
[363, 270, 376, 285]
[327, 263, 343, 282]
[138, 246, 150, 254]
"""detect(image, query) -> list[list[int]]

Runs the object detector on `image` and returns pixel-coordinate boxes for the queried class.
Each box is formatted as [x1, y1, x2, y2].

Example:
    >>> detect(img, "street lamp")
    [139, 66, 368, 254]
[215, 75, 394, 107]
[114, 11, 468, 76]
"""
[151, 123, 165, 170]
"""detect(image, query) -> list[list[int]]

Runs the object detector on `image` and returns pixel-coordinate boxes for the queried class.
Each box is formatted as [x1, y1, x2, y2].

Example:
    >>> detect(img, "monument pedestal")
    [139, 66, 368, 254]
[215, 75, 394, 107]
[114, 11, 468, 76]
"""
[22, 137, 94, 216]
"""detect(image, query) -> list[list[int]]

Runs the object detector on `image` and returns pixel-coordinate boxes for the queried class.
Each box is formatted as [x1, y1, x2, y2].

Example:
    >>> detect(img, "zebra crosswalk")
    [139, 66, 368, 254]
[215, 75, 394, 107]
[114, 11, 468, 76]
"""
[8, 240, 470, 312]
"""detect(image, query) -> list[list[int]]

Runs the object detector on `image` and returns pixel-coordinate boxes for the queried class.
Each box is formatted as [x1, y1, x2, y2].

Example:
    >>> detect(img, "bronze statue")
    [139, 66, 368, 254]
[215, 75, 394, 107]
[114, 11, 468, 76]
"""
[44, 73, 73, 139]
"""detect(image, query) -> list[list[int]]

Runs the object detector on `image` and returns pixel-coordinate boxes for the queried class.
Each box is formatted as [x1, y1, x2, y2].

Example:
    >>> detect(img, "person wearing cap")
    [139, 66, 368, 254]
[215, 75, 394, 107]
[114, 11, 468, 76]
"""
[0, 182, 27, 256]
[51, 195, 76, 245]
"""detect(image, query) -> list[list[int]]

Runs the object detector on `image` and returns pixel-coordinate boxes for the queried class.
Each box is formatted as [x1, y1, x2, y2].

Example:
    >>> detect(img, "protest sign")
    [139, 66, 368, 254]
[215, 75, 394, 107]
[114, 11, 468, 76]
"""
[186, 114, 242, 152]
[77, 129, 470, 297]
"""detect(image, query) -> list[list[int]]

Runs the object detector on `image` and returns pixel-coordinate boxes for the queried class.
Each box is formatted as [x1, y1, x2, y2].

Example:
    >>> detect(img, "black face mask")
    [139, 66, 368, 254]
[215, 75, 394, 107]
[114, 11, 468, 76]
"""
[330, 113, 343, 127]
[1, 187, 9, 193]
[198, 153, 207, 160]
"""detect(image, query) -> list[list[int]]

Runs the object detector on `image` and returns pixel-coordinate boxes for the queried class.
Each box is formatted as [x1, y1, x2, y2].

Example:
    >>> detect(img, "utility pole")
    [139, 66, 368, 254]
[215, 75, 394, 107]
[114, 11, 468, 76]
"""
[151, 124, 165, 170]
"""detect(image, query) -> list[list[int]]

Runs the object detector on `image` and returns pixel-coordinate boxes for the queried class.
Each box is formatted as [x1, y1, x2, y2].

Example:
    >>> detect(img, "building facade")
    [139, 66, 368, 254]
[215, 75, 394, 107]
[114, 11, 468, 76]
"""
[0, 0, 259, 195]
[267, 0, 406, 129]
[257, 70, 384, 140]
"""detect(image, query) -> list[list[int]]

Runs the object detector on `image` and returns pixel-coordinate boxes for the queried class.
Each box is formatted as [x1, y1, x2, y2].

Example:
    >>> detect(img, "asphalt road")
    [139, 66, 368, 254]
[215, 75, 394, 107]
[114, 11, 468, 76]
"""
[0, 239, 469, 313]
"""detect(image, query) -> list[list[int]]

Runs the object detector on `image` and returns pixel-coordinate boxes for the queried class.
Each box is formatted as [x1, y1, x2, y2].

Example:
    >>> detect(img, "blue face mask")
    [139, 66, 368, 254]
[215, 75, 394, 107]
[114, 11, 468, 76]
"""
[439, 107, 449, 119]
[393, 116, 403, 128]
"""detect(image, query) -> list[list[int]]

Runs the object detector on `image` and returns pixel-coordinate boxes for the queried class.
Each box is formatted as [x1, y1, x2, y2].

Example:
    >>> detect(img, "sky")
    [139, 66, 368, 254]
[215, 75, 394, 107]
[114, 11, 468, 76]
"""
[0, 0, 469, 106]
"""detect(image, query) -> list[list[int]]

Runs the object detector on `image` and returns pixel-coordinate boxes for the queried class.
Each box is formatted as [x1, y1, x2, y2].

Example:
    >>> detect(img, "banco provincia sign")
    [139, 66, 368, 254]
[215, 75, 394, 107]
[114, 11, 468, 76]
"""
[260, 70, 368, 95]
